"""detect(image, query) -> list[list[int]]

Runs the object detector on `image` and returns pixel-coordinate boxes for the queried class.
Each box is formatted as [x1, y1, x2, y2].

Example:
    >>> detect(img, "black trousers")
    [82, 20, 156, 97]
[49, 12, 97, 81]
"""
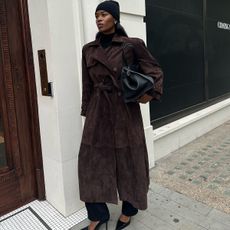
[85, 201, 138, 221]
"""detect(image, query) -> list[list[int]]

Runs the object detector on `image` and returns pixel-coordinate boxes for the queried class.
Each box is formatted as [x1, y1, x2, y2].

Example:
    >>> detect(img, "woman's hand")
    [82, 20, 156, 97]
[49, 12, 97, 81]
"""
[137, 94, 153, 103]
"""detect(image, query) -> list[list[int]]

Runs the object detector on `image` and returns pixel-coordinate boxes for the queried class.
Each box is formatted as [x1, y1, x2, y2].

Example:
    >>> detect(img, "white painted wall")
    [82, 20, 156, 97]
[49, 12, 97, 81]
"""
[154, 98, 230, 161]
[28, 0, 66, 212]
[28, 0, 84, 216]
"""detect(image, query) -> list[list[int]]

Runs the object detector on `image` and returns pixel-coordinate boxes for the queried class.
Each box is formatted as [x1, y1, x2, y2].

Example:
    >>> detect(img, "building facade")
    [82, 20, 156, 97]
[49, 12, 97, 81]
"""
[0, 0, 229, 217]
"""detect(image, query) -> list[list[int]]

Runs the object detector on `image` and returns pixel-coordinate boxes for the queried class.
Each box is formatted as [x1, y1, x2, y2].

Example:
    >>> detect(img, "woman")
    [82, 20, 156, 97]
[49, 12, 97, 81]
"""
[78, 1, 163, 229]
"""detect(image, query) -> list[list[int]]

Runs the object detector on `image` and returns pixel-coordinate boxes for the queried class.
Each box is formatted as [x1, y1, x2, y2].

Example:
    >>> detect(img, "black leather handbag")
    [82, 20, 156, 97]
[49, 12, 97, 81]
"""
[120, 43, 154, 103]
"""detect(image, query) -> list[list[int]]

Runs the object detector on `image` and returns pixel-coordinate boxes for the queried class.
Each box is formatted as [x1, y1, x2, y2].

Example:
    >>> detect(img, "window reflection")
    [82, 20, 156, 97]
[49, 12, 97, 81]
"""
[0, 112, 7, 167]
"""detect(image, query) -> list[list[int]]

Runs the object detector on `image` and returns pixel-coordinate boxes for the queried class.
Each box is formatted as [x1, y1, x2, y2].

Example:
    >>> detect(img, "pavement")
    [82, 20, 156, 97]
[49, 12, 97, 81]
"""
[71, 181, 230, 230]
[151, 120, 230, 214]
[72, 120, 230, 230]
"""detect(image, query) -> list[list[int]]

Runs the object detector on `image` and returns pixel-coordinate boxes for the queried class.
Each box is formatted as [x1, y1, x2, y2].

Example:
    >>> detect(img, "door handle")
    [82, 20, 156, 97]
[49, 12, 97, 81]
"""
[38, 49, 53, 96]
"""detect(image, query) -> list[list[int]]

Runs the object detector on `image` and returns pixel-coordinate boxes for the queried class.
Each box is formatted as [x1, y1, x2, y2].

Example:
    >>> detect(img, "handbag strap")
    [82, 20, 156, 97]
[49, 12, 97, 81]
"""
[122, 43, 137, 67]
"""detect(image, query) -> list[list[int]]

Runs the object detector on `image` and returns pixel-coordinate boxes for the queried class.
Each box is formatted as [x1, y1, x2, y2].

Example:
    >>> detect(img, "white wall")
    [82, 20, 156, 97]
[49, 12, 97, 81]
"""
[28, 0, 84, 216]
[154, 98, 230, 161]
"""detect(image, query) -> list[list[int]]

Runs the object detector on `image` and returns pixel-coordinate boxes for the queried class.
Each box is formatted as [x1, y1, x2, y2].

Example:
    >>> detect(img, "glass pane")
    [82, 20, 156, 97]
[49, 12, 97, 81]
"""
[207, 0, 230, 99]
[146, 0, 205, 121]
[0, 111, 7, 167]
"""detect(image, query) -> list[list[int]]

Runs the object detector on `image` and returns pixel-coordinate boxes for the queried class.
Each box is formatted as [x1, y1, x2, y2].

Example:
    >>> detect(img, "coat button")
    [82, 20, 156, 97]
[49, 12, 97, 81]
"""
[118, 92, 122, 96]
[113, 67, 117, 72]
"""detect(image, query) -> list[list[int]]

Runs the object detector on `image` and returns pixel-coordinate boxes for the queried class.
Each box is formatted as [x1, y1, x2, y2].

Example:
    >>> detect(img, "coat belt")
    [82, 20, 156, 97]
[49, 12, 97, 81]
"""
[94, 79, 121, 125]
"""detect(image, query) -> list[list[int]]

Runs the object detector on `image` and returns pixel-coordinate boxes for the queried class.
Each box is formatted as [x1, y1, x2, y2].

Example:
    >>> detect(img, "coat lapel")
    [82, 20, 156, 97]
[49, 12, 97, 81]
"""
[94, 46, 113, 72]
[88, 34, 125, 77]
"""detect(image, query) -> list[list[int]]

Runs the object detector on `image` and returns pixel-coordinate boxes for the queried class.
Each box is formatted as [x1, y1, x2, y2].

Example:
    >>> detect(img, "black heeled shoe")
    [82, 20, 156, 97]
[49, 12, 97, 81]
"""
[81, 219, 108, 230]
[115, 217, 131, 230]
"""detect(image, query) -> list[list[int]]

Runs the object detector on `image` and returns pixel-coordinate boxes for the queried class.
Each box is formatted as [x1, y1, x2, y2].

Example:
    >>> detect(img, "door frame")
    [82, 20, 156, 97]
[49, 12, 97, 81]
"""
[17, 0, 45, 200]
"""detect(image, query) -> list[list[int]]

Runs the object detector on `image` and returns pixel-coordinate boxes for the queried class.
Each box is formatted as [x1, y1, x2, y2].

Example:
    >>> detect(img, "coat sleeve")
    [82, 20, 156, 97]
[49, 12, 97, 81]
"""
[134, 38, 163, 101]
[81, 48, 93, 117]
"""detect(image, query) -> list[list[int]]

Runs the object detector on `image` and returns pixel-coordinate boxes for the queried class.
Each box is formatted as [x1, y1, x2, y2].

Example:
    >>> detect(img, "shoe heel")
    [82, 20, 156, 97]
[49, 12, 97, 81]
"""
[95, 220, 108, 230]
[105, 221, 108, 230]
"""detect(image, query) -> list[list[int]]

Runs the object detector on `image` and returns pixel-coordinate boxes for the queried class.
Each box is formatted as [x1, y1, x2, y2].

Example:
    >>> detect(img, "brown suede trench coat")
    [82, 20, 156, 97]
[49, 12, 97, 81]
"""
[78, 34, 163, 210]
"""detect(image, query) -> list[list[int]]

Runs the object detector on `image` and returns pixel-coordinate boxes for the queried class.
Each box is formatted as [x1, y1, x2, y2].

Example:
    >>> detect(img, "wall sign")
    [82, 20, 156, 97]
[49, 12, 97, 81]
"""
[217, 21, 230, 31]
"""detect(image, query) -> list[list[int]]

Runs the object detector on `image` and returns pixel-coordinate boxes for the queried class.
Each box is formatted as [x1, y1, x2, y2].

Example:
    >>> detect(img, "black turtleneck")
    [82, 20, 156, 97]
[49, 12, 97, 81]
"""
[100, 33, 115, 49]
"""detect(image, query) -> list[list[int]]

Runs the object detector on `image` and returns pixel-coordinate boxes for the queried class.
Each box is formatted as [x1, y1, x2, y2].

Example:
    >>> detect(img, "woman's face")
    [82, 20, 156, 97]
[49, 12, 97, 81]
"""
[95, 10, 116, 34]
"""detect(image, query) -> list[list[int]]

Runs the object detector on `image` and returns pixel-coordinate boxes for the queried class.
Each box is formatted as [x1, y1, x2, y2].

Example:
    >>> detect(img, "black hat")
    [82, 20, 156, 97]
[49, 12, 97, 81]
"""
[95, 1, 120, 22]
